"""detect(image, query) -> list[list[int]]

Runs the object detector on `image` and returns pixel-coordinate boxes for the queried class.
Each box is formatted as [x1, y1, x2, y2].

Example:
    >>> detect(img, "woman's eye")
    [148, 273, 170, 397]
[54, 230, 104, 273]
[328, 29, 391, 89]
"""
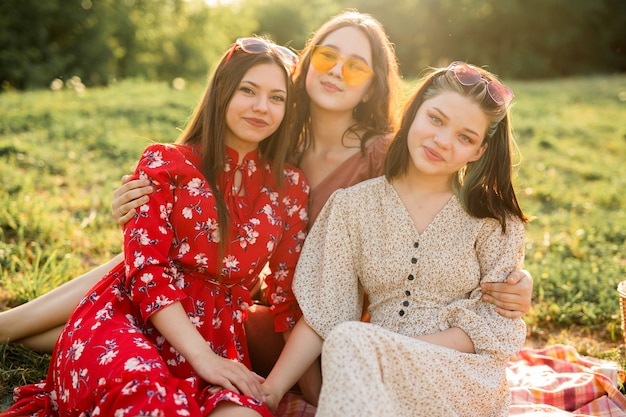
[239, 86, 254, 94]
[271, 95, 285, 102]
[459, 134, 471, 142]
[348, 61, 368, 72]
[429, 115, 442, 125]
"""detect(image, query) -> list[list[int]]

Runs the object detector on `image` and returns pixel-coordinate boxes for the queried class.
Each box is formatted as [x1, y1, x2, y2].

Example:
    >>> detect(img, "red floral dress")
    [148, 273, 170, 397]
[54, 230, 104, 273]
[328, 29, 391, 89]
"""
[2, 143, 309, 417]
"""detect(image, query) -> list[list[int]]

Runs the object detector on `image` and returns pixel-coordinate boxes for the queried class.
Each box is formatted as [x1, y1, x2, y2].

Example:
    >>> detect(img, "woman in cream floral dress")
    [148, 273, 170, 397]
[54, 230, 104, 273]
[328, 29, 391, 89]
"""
[262, 61, 529, 417]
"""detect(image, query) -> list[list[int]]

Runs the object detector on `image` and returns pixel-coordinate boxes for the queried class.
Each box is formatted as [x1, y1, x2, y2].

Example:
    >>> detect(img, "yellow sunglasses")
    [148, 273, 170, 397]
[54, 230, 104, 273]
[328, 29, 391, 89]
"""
[310, 45, 374, 87]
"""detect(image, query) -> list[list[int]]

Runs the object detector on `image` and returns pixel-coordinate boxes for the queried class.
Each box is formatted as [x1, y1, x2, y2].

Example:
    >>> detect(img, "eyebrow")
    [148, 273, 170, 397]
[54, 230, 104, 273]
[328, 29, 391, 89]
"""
[431, 106, 481, 138]
[240, 80, 286, 94]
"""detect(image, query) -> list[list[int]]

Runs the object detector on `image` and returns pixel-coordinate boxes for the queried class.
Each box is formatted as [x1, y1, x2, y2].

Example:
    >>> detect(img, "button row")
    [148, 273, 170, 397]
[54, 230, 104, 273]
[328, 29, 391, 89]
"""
[401, 241, 420, 316]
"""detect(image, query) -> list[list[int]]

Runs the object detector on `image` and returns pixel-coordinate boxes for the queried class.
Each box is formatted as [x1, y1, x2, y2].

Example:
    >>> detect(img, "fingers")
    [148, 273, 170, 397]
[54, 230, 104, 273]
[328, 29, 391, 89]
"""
[481, 270, 534, 317]
[111, 178, 154, 226]
[492, 306, 523, 319]
[214, 361, 265, 401]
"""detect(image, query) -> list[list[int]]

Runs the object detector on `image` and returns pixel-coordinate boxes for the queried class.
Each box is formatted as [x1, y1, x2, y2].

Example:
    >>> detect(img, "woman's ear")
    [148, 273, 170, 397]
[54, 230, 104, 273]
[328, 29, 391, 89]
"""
[469, 143, 488, 162]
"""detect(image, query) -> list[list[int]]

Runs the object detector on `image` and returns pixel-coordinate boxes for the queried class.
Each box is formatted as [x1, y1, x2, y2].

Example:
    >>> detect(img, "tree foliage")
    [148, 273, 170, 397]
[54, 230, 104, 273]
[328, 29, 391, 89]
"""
[1, 0, 624, 90]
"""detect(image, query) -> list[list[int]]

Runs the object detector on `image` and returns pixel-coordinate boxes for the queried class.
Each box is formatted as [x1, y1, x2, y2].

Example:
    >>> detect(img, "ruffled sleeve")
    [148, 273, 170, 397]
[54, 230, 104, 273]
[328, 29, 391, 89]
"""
[437, 217, 527, 359]
[292, 189, 364, 339]
[265, 165, 310, 332]
[122, 143, 188, 322]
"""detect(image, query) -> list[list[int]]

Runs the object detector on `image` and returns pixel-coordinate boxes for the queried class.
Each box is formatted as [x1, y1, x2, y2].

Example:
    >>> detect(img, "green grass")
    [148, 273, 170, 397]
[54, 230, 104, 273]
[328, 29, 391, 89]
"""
[1, 75, 626, 404]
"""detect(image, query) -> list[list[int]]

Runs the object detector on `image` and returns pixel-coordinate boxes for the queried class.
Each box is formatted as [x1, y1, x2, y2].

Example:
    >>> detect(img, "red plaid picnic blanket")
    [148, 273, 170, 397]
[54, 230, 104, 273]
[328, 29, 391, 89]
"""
[274, 344, 626, 417]
[508, 344, 626, 416]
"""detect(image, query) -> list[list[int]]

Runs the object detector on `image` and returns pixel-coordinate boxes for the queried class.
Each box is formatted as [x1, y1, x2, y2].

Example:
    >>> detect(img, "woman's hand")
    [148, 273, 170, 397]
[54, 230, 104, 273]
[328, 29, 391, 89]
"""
[481, 270, 533, 318]
[111, 175, 154, 227]
[261, 380, 282, 412]
[189, 348, 266, 401]
[150, 302, 266, 401]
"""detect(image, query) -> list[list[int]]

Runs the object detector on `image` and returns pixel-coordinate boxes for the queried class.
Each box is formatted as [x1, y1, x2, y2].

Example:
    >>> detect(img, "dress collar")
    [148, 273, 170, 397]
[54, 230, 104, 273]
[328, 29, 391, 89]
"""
[225, 146, 261, 169]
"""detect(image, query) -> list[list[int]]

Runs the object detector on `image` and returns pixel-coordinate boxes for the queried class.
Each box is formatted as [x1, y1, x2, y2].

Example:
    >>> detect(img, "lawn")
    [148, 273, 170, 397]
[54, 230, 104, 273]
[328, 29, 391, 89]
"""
[1, 74, 626, 407]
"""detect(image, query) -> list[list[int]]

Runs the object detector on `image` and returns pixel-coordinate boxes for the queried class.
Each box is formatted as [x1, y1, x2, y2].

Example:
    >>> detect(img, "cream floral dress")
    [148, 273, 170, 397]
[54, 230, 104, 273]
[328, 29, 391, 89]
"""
[293, 177, 527, 417]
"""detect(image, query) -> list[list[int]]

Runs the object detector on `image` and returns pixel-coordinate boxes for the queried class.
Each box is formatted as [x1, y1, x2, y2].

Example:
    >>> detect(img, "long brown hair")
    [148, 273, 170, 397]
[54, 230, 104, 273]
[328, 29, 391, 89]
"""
[176, 41, 295, 273]
[385, 64, 528, 231]
[290, 10, 400, 164]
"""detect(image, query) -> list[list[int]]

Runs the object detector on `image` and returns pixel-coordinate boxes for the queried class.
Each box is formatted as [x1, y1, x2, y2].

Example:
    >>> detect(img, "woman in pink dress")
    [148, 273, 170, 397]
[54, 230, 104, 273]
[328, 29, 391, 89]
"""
[1, 37, 308, 417]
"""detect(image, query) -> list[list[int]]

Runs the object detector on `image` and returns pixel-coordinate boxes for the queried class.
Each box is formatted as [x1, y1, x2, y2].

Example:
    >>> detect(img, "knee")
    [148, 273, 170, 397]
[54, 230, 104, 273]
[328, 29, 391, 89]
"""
[98, 377, 201, 416]
[323, 321, 366, 355]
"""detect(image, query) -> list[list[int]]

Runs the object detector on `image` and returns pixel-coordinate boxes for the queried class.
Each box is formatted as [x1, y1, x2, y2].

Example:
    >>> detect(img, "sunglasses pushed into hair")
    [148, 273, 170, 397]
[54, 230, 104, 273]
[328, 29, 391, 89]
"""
[447, 61, 514, 106]
[310, 45, 374, 87]
[225, 38, 299, 71]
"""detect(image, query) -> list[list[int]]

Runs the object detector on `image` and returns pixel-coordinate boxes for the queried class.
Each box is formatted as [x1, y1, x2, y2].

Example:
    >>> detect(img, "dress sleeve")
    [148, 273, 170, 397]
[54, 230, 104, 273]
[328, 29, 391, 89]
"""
[265, 166, 310, 332]
[122, 143, 187, 323]
[292, 189, 364, 339]
[437, 217, 527, 359]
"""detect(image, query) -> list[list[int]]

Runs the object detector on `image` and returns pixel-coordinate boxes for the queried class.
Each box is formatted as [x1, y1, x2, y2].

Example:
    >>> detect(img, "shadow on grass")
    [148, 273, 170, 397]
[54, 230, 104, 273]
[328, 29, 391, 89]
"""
[0, 343, 50, 412]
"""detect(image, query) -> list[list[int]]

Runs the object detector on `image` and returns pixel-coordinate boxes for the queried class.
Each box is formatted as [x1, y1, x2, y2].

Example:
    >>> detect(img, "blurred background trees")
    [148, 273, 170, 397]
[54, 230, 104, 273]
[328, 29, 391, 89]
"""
[1, 0, 624, 90]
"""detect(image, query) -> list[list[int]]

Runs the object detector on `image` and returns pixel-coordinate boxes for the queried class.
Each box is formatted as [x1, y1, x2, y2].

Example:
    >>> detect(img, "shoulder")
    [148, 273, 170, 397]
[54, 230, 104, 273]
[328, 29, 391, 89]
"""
[141, 142, 195, 161]
[365, 134, 391, 159]
[476, 210, 526, 239]
[138, 143, 199, 172]
[330, 176, 386, 206]
[282, 163, 310, 192]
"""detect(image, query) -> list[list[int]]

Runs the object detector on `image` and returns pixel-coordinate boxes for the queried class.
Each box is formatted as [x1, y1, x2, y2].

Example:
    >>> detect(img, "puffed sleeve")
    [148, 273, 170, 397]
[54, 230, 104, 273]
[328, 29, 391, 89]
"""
[292, 189, 364, 339]
[265, 166, 310, 332]
[437, 217, 527, 359]
[122, 143, 188, 322]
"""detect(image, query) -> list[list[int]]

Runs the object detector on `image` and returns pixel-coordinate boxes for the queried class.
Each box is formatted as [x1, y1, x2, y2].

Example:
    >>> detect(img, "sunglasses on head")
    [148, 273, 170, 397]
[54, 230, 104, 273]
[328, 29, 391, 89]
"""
[225, 38, 299, 71]
[447, 61, 514, 106]
[310, 45, 374, 87]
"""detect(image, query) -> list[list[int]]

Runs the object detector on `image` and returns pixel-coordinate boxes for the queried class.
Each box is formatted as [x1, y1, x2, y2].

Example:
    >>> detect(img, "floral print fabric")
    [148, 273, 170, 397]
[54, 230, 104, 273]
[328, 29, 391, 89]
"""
[2, 143, 309, 417]
[294, 177, 527, 417]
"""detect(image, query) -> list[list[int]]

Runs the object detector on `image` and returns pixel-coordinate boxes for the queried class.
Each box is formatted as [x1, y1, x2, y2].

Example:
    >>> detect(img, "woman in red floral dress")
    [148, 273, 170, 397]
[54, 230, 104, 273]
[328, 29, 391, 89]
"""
[1, 38, 308, 417]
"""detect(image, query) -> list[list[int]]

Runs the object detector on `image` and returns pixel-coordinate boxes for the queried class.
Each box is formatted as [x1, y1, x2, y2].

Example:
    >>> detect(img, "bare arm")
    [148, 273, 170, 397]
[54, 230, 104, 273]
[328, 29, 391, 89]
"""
[414, 327, 475, 353]
[281, 328, 322, 406]
[481, 269, 533, 318]
[150, 301, 265, 401]
[263, 318, 323, 411]
[111, 175, 154, 226]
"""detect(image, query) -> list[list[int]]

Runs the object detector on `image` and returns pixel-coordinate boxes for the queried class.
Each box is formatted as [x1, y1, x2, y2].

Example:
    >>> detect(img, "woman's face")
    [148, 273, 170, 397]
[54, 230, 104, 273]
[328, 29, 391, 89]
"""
[406, 91, 489, 178]
[225, 63, 287, 155]
[305, 26, 374, 116]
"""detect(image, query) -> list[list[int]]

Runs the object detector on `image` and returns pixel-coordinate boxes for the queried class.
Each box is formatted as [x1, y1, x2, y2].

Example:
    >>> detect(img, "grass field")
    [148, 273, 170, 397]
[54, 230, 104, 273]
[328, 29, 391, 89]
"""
[1, 74, 626, 404]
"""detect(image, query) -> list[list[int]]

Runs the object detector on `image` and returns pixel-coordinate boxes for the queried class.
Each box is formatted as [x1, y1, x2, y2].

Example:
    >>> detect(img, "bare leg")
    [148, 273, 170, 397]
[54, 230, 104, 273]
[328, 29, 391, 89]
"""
[0, 253, 123, 352]
[210, 403, 262, 417]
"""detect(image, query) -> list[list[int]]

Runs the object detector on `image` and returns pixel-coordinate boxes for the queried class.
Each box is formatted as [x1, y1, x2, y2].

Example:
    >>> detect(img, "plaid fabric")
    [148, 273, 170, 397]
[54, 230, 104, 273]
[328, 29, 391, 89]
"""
[508, 344, 626, 416]
[274, 344, 626, 417]
[275, 391, 317, 417]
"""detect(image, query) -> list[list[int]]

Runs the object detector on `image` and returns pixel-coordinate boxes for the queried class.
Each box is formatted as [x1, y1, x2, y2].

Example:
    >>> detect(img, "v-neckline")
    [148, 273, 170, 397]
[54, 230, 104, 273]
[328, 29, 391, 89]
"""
[385, 179, 456, 237]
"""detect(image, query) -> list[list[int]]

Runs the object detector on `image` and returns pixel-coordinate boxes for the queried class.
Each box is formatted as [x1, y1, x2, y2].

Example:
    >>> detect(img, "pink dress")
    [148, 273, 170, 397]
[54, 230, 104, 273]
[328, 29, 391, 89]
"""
[2, 143, 309, 417]
[307, 135, 388, 226]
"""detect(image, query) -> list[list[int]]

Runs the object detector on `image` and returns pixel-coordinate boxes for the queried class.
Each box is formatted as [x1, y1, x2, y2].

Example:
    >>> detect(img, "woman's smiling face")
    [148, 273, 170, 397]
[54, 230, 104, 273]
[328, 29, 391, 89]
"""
[406, 91, 489, 178]
[224, 62, 288, 155]
[305, 25, 374, 115]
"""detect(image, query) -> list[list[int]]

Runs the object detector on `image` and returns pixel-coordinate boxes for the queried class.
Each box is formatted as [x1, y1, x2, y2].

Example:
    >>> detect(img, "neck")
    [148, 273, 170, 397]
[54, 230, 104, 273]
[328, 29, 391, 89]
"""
[395, 166, 454, 196]
[308, 106, 358, 149]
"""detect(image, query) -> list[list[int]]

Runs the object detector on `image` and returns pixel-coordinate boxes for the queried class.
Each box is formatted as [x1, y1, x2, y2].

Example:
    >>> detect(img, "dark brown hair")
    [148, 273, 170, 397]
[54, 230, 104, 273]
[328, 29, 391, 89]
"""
[176, 41, 295, 273]
[385, 65, 528, 230]
[290, 10, 400, 164]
